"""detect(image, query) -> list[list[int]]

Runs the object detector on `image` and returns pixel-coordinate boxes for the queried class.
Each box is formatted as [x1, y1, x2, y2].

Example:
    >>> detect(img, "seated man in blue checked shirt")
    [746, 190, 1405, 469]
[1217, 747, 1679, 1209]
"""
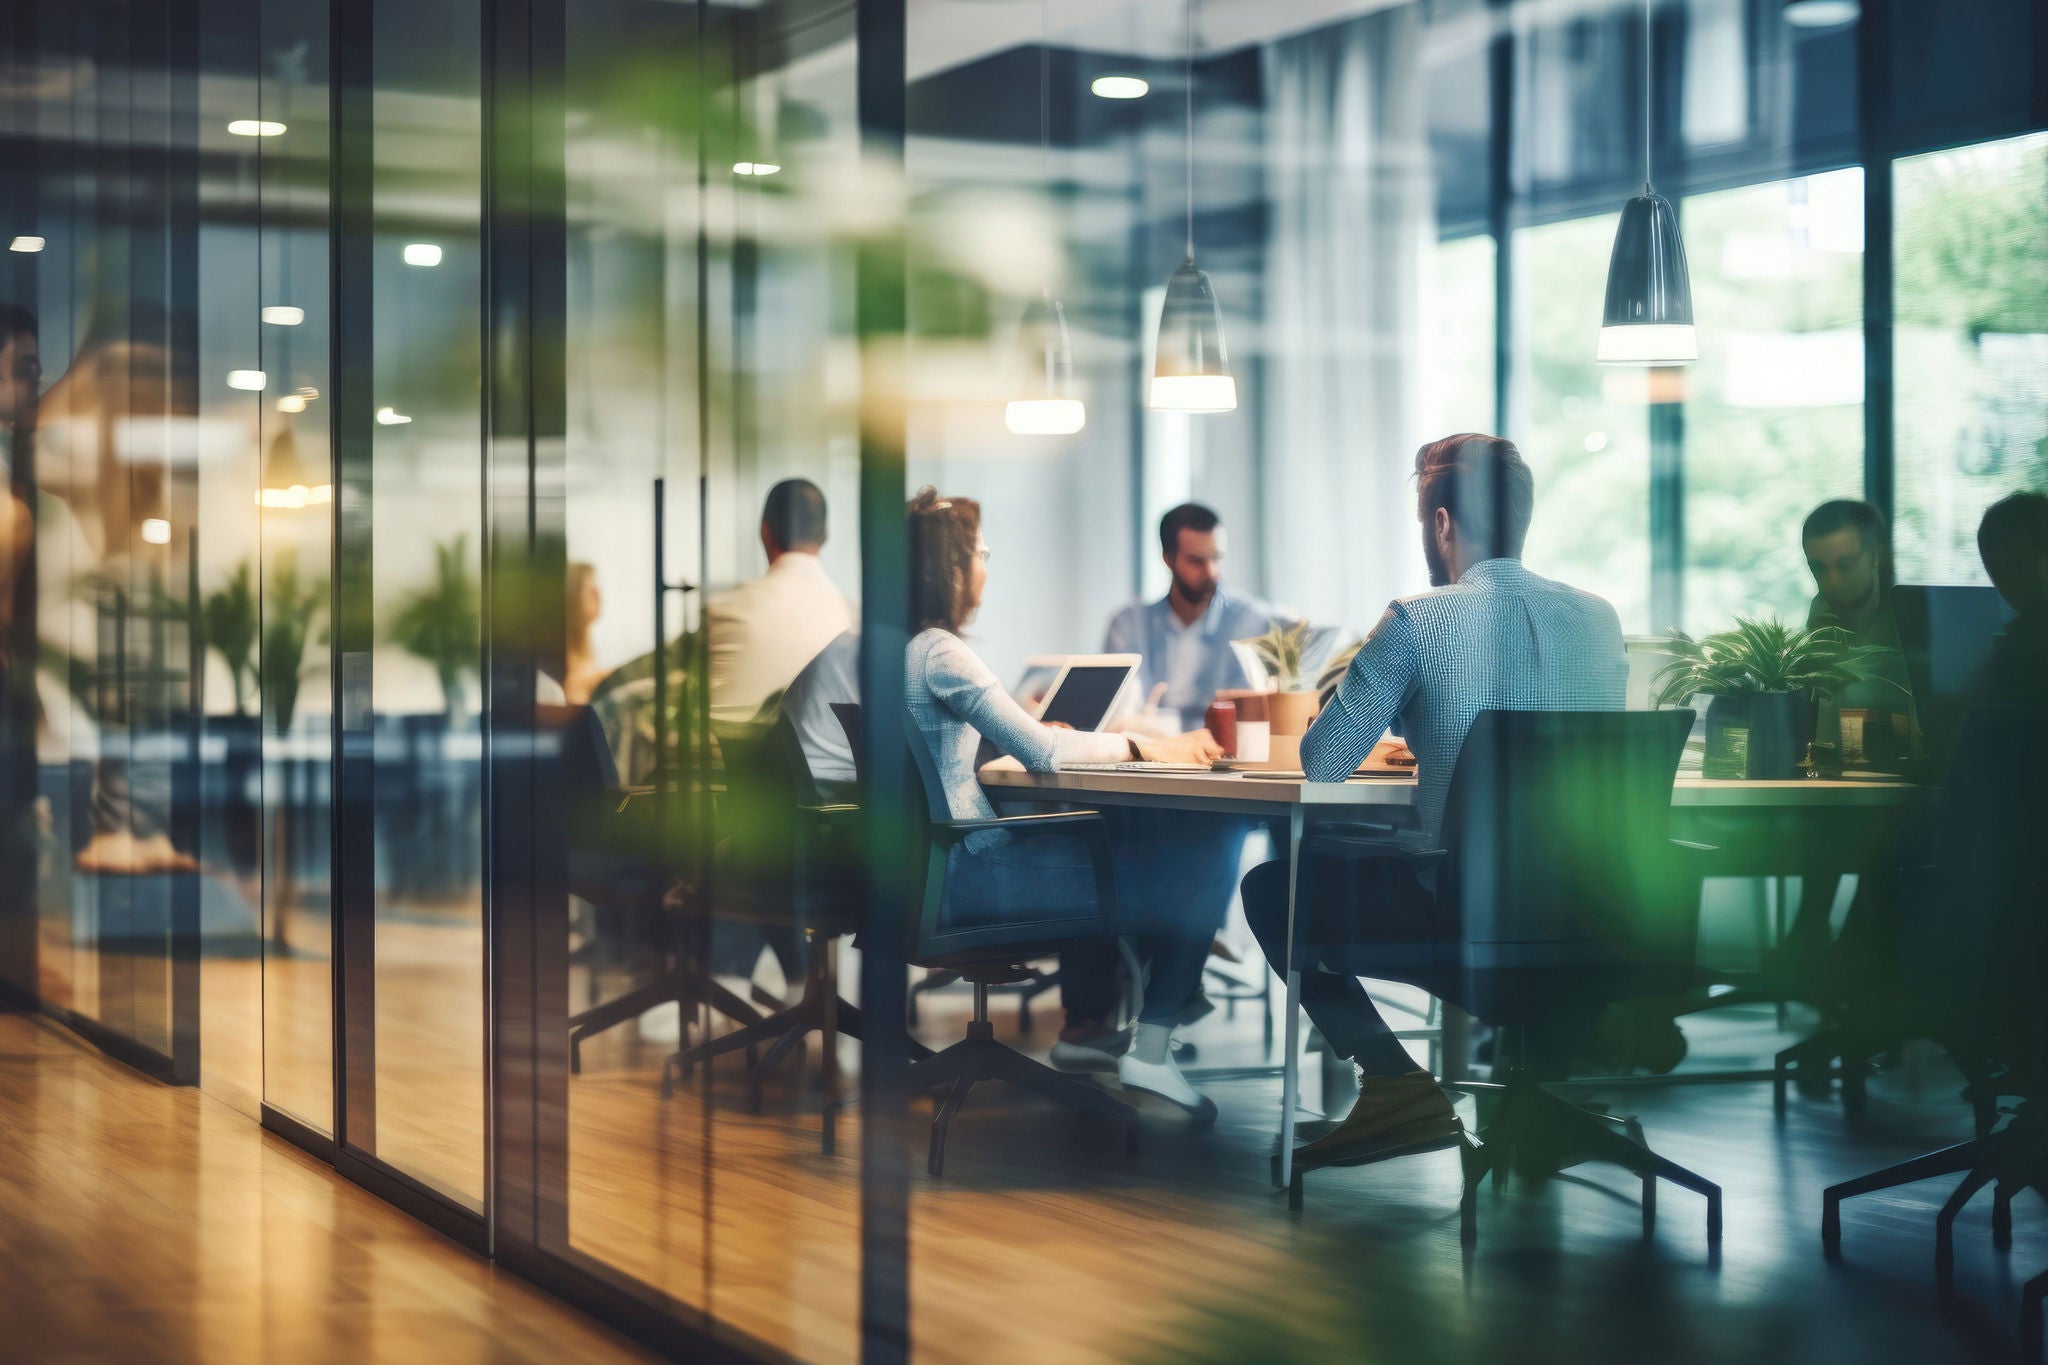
[1241, 433, 1628, 1169]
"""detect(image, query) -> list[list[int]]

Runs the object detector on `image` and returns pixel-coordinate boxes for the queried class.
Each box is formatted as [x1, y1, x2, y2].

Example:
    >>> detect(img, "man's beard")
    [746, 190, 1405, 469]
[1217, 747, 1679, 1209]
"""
[1422, 532, 1450, 587]
[1173, 574, 1216, 606]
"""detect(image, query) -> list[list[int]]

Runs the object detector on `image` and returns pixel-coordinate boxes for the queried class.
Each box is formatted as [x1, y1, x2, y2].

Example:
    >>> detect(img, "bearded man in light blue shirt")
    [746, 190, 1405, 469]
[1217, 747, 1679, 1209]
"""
[1102, 503, 1284, 731]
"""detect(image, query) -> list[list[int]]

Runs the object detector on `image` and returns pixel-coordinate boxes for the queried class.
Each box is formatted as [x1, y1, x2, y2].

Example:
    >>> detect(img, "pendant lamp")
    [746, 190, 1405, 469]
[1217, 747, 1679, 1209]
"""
[256, 419, 333, 510]
[1597, 0, 1696, 366]
[1783, 0, 1858, 29]
[1006, 0, 1086, 437]
[1148, 0, 1235, 413]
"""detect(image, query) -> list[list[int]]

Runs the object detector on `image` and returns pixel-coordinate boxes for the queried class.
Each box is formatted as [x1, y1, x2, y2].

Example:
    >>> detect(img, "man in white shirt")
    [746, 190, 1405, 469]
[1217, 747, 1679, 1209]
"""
[706, 479, 855, 722]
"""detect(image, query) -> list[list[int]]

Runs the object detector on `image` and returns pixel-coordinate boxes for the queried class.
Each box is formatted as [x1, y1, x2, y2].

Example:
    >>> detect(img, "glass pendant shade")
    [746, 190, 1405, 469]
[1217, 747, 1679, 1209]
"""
[1783, 0, 1858, 28]
[256, 420, 333, 509]
[1597, 189, 1697, 366]
[1149, 258, 1236, 413]
[1005, 295, 1086, 436]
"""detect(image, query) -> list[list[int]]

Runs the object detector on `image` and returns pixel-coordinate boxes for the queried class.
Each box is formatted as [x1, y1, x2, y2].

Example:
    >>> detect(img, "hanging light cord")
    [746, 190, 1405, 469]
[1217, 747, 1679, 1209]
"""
[1642, 0, 1654, 194]
[1184, 0, 1196, 259]
[1040, 0, 1050, 185]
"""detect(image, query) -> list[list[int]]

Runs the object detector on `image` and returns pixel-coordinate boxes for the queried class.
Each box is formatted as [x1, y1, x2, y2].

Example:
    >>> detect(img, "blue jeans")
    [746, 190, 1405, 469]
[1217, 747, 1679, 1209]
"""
[945, 809, 1248, 1029]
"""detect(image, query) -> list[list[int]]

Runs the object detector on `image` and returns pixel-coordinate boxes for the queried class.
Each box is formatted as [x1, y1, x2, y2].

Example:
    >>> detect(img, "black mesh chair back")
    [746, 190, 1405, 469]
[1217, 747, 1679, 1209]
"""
[1438, 709, 1697, 1022]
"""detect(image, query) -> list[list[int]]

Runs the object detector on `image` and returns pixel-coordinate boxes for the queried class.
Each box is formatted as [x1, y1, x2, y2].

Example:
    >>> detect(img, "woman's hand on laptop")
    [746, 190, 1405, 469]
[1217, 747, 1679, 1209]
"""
[1134, 730, 1225, 765]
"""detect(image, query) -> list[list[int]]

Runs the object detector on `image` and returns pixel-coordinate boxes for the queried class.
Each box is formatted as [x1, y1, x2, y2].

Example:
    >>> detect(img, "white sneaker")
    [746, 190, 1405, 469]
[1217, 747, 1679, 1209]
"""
[1050, 1030, 1128, 1074]
[1118, 1050, 1218, 1124]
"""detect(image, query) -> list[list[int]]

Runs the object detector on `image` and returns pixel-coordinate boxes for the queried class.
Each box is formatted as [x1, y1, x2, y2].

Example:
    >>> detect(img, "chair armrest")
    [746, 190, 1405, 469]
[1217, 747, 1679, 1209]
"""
[801, 803, 862, 817]
[941, 809, 1106, 834]
[1304, 830, 1447, 864]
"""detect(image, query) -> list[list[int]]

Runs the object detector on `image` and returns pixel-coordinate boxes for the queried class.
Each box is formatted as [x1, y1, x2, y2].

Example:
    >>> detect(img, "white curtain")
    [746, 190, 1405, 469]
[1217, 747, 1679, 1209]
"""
[1259, 3, 1434, 637]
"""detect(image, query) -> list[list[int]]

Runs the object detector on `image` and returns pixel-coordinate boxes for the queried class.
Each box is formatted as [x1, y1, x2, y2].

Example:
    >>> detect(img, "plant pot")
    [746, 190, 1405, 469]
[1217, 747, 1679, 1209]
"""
[1268, 690, 1320, 738]
[1704, 691, 1812, 780]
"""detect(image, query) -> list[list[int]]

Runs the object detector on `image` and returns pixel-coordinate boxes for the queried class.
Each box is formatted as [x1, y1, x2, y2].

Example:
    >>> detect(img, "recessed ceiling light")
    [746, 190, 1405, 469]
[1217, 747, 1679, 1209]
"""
[733, 162, 781, 176]
[226, 369, 268, 391]
[1091, 75, 1149, 100]
[277, 394, 307, 413]
[261, 306, 305, 326]
[402, 243, 442, 267]
[376, 407, 412, 425]
[140, 518, 172, 545]
[9, 236, 44, 253]
[227, 119, 287, 137]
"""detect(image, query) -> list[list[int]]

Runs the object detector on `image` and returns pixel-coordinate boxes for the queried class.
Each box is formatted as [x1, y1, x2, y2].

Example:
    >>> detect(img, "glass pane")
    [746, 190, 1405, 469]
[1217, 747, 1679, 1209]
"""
[258, 0, 337, 1133]
[1516, 212, 1653, 631]
[1679, 169, 1864, 632]
[1894, 130, 2048, 584]
[360, 0, 487, 1210]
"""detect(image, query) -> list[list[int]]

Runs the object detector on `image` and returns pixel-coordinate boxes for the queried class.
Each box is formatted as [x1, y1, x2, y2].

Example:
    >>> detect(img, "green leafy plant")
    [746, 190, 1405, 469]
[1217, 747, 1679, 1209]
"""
[203, 561, 259, 716]
[1244, 621, 1318, 692]
[387, 534, 481, 720]
[1650, 616, 1904, 707]
[1315, 640, 1361, 698]
[261, 550, 328, 731]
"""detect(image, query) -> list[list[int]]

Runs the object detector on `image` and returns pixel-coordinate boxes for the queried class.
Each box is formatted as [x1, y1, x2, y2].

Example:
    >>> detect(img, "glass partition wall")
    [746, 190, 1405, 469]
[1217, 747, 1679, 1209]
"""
[2, 0, 2045, 1361]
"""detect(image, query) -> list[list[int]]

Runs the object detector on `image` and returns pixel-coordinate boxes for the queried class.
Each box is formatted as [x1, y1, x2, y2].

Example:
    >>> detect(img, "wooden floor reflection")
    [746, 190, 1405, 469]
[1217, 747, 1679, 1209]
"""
[0, 1006, 650, 1365]
[562, 986, 2032, 1365]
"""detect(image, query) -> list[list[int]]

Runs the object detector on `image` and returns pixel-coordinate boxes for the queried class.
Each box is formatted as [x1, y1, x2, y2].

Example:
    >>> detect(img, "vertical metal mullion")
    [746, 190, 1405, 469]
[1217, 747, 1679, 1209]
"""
[330, 0, 377, 1155]
[1857, 0, 1894, 521]
[855, 0, 911, 1357]
[1487, 0, 1513, 436]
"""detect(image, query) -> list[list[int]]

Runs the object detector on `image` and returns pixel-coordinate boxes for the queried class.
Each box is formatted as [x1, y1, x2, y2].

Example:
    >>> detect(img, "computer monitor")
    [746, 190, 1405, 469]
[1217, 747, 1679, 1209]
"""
[1017, 654, 1140, 732]
[1892, 583, 2017, 775]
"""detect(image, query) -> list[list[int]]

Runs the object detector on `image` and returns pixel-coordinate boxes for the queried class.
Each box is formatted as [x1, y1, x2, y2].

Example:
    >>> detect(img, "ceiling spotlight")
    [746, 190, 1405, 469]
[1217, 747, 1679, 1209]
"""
[1783, 0, 1858, 28]
[376, 407, 413, 425]
[261, 305, 305, 326]
[140, 518, 172, 545]
[1090, 75, 1149, 100]
[733, 162, 781, 176]
[402, 243, 442, 267]
[9, 236, 44, 253]
[277, 394, 307, 414]
[227, 119, 288, 137]
[226, 370, 268, 391]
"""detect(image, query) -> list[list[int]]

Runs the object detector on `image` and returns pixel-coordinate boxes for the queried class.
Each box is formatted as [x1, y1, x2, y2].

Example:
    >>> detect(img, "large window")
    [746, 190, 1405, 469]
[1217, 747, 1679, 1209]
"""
[1893, 130, 2048, 584]
[1679, 169, 1864, 632]
[1516, 212, 1652, 632]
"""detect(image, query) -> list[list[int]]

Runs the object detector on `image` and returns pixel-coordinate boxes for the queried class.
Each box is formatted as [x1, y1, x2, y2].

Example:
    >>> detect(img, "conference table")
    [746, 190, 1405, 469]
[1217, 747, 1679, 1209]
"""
[980, 761, 1920, 1187]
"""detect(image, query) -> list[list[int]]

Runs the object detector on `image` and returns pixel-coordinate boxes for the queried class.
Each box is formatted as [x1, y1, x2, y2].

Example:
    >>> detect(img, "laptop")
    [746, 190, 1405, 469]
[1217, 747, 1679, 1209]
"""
[1892, 583, 2017, 778]
[1013, 654, 1140, 732]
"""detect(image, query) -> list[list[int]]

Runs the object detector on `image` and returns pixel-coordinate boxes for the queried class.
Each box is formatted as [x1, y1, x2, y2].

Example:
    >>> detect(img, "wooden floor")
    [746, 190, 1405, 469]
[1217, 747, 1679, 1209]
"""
[0, 1006, 651, 1365]
[560, 979, 2044, 1365]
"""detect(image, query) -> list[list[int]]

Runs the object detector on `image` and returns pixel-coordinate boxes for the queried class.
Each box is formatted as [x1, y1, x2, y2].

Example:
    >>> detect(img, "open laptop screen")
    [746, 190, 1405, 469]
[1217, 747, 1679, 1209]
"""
[1039, 664, 1134, 732]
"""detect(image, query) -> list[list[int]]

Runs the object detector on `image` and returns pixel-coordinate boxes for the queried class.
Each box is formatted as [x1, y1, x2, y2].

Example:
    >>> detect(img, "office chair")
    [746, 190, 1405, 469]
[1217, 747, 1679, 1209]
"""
[554, 702, 766, 1076]
[660, 715, 901, 1110]
[831, 701, 1064, 1038]
[1282, 709, 1722, 1247]
[1822, 707, 2048, 1358]
[822, 711, 1137, 1176]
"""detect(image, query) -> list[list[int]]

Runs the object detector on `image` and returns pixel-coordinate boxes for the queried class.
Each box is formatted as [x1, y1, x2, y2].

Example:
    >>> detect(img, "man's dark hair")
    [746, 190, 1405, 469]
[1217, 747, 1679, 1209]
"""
[1978, 491, 2048, 574]
[907, 487, 982, 633]
[1413, 433, 1534, 560]
[1158, 502, 1221, 558]
[762, 477, 827, 552]
[0, 303, 37, 345]
[1801, 498, 1894, 593]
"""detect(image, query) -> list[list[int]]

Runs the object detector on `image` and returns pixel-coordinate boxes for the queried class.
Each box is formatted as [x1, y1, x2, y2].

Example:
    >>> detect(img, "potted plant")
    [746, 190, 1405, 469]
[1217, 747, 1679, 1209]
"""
[388, 533, 481, 722]
[1651, 616, 1900, 779]
[203, 561, 259, 718]
[1239, 620, 1340, 737]
[258, 549, 329, 948]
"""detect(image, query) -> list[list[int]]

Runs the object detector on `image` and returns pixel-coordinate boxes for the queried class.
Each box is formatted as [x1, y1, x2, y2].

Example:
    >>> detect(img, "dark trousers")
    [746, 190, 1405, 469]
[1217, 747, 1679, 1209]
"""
[1241, 853, 1449, 1077]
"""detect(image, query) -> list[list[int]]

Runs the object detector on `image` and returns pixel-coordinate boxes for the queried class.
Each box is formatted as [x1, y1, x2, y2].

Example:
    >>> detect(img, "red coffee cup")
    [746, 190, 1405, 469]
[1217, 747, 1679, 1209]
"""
[1204, 699, 1237, 758]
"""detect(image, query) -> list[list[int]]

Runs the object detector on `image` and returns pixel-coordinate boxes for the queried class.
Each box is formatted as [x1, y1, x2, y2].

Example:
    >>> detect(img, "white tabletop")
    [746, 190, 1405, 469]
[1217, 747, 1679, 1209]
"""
[979, 763, 1919, 810]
